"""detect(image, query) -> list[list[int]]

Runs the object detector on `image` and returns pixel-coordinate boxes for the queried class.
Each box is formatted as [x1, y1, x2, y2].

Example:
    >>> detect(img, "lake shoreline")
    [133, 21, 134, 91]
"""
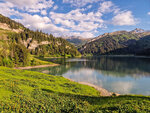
[66, 78, 120, 96]
[79, 82, 120, 96]
[14, 63, 119, 96]
[82, 55, 150, 59]
[14, 64, 60, 70]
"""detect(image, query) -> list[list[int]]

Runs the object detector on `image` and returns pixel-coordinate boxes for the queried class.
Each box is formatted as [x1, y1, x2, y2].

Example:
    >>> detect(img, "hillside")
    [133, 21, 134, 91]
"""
[0, 14, 25, 30]
[0, 66, 150, 112]
[79, 29, 150, 56]
[0, 14, 80, 67]
[64, 36, 90, 47]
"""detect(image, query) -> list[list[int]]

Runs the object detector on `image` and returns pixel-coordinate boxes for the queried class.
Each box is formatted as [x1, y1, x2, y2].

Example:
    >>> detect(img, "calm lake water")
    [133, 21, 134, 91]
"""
[28, 56, 150, 95]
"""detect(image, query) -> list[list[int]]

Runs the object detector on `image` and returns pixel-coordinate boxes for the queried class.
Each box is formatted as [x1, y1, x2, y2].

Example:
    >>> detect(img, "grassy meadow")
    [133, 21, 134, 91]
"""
[0, 66, 150, 112]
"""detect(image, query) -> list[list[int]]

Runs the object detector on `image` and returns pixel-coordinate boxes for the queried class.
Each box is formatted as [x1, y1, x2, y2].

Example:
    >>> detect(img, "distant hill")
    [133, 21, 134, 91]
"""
[0, 14, 80, 67]
[63, 36, 90, 47]
[79, 29, 150, 56]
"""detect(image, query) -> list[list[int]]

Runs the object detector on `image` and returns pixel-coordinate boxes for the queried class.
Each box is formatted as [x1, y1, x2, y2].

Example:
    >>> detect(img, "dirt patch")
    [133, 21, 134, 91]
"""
[79, 82, 120, 96]
[67, 78, 120, 96]
[14, 64, 60, 70]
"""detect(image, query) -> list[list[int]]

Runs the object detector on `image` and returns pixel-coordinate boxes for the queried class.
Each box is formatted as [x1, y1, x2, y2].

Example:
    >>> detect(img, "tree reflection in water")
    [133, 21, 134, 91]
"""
[29, 56, 150, 95]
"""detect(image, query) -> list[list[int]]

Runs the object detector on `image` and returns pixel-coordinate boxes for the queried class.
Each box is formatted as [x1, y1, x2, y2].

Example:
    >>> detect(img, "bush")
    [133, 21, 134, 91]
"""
[1, 58, 14, 67]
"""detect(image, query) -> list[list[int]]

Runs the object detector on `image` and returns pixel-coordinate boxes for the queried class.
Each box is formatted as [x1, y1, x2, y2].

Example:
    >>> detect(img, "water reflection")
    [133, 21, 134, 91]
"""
[29, 56, 150, 95]
[78, 56, 150, 78]
[110, 81, 134, 94]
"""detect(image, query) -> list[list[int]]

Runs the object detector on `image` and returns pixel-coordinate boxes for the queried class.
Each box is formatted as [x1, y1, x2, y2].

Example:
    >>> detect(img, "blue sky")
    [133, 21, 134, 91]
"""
[0, 0, 150, 38]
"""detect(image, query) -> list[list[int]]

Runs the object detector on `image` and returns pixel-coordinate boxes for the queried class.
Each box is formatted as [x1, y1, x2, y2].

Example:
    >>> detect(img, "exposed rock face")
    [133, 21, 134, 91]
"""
[0, 22, 24, 42]
[0, 22, 72, 51]
[0, 23, 11, 30]
[22, 38, 32, 48]
[21, 39, 53, 50]
[131, 28, 145, 34]
[27, 40, 38, 50]
[0, 23, 23, 33]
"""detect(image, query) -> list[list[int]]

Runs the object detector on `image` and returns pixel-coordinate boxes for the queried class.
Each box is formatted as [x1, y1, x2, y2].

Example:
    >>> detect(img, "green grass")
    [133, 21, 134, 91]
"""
[0, 67, 150, 112]
[29, 56, 54, 66]
[0, 28, 16, 38]
[41, 54, 75, 58]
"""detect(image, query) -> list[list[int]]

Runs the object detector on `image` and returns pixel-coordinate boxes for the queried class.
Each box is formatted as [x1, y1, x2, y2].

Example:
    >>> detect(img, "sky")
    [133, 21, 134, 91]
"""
[0, 0, 150, 38]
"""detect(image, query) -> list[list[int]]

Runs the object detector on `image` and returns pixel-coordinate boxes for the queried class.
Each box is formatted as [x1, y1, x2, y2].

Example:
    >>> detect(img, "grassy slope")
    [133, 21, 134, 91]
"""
[0, 66, 100, 112]
[28, 56, 54, 66]
[0, 67, 150, 112]
[0, 28, 16, 37]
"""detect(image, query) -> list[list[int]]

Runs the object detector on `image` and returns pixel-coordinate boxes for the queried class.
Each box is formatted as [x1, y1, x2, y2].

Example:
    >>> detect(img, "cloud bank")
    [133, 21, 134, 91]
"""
[0, 0, 138, 38]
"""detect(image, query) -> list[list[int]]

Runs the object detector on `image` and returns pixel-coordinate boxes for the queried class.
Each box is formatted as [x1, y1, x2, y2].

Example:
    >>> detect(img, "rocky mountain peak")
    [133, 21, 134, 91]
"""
[131, 28, 145, 33]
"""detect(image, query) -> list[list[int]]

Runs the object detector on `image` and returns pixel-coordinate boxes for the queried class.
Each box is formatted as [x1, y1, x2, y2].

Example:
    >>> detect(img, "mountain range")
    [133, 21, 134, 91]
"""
[1, 13, 150, 63]
[63, 36, 90, 47]
[78, 28, 150, 56]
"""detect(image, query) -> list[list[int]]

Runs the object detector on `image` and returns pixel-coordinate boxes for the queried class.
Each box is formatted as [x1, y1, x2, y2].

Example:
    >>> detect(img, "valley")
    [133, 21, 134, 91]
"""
[0, 13, 150, 112]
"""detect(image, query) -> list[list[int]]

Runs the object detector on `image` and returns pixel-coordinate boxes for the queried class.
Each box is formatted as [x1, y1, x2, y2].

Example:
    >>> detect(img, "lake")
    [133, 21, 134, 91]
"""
[28, 56, 150, 95]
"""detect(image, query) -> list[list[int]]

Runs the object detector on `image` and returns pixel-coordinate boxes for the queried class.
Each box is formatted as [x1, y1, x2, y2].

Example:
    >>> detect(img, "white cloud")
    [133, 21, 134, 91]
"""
[63, 0, 102, 7]
[99, 1, 113, 13]
[0, 2, 16, 17]
[62, 31, 95, 38]
[50, 9, 104, 32]
[54, 18, 75, 27]
[99, 1, 120, 14]
[87, 5, 92, 9]
[0, 0, 139, 38]
[148, 12, 150, 15]
[17, 14, 51, 28]
[112, 11, 137, 26]
[5, 0, 54, 13]
[41, 10, 47, 15]
[49, 8, 105, 38]
[0, 1, 97, 38]
[5, 0, 38, 6]
[15, 13, 68, 34]
[79, 32, 95, 38]
[53, 5, 58, 10]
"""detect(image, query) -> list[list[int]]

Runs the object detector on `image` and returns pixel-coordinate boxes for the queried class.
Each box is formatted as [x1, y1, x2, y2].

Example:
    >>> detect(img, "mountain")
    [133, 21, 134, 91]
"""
[0, 14, 80, 67]
[130, 28, 145, 34]
[79, 29, 150, 56]
[63, 36, 90, 47]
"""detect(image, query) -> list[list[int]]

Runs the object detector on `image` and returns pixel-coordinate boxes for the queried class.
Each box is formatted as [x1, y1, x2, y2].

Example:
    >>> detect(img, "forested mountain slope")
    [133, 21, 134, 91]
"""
[79, 29, 150, 56]
[0, 14, 80, 67]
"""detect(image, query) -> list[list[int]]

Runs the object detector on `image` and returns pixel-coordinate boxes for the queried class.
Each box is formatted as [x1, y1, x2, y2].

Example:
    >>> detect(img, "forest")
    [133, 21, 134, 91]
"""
[79, 31, 150, 56]
[0, 14, 80, 67]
